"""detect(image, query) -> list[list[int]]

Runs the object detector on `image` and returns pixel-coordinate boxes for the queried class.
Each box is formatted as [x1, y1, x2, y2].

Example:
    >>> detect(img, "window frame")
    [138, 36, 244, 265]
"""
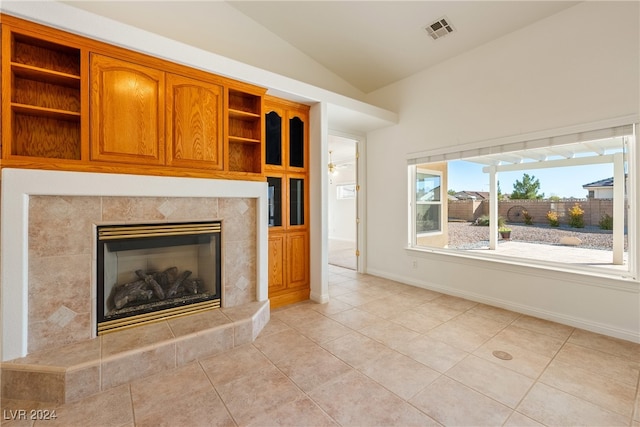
[405, 118, 638, 283]
[409, 166, 444, 247]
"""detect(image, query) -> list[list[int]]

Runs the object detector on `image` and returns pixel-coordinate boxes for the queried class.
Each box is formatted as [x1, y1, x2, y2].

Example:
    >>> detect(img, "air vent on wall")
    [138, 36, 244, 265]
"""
[424, 16, 454, 40]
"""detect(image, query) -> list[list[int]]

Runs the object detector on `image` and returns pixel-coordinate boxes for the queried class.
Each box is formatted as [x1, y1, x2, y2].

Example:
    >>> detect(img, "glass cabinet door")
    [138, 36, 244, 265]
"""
[289, 116, 304, 168]
[289, 177, 305, 226]
[265, 111, 282, 166]
[267, 177, 282, 227]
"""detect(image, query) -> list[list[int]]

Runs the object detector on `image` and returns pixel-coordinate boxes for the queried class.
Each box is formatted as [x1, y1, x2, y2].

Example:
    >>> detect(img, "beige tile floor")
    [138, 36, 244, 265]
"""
[328, 239, 357, 271]
[2, 265, 639, 426]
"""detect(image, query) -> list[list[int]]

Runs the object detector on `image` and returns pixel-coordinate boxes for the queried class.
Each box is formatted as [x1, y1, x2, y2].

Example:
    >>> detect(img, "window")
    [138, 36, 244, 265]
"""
[410, 167, 443, 246]
[407, 121, 637, 280]
[337, 183, 356, 199]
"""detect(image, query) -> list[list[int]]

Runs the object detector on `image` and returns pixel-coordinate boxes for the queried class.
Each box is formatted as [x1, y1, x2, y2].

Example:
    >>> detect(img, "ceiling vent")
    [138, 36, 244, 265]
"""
[424, 16, 454, 40]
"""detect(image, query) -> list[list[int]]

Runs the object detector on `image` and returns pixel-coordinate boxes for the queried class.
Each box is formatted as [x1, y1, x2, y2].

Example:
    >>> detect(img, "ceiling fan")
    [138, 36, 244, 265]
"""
[328, 151, 351, 175]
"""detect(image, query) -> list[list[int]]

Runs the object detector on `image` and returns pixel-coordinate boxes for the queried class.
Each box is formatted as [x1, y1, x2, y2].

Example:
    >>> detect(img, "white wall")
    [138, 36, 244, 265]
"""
[595, 188, 614, 199]
[363, 2, 640, 342]
[57, 0, 366, 100]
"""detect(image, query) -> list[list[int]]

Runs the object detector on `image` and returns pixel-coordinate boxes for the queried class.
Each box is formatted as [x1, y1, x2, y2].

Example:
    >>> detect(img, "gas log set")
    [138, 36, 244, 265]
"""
[107, 267, 204, 314]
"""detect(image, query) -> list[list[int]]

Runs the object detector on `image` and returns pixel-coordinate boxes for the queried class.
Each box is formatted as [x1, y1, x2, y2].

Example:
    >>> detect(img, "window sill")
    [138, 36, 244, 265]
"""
[405, 245, 638, 292]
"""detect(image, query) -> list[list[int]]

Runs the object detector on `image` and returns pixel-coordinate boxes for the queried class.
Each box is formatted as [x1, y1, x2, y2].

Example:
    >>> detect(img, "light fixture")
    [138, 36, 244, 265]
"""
[328, 150, 338, 175]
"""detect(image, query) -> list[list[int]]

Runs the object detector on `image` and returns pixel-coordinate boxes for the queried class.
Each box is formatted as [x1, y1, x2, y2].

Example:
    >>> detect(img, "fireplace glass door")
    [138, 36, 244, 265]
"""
[97, 221, 222, 334]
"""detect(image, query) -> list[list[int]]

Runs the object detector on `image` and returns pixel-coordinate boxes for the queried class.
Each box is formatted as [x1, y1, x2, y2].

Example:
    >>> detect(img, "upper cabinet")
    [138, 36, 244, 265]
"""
[264, 98, 308, 172]
[1, 14, 267, 180]
[1, 19, 87, 162]
[90, 54, 165, 165]
[265, 104, 285, 168]
[166, 73, 224, 170]
[288, 115, 305, 169]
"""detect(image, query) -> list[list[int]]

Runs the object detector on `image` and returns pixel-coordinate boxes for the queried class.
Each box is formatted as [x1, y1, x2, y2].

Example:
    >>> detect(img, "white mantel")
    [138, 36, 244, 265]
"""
[0, 168, 268, 361]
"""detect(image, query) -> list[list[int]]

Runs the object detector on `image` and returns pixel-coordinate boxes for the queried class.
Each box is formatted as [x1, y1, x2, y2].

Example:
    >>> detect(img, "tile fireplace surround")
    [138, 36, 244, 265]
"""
[0, 168, 269, 402]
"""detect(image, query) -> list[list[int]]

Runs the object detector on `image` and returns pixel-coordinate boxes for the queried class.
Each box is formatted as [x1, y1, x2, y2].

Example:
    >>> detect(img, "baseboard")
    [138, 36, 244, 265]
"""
[310, 290, 329, 304]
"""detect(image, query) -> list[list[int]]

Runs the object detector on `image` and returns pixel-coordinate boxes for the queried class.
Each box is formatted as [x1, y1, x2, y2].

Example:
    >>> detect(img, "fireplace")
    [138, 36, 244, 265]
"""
[97, 221, 222, 334]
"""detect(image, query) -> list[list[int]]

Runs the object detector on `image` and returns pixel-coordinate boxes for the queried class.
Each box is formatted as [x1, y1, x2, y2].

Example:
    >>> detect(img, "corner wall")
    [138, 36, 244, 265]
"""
[363, 2, 640, 341]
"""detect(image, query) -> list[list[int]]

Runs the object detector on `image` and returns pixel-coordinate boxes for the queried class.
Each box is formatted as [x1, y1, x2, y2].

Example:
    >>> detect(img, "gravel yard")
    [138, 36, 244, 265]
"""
[447, 221, 627, 251]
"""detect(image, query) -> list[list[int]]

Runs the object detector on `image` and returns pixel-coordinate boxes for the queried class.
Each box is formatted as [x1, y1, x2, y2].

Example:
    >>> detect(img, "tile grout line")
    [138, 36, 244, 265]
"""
[248, 341, 344, 427]
[196, 360, 239, 427]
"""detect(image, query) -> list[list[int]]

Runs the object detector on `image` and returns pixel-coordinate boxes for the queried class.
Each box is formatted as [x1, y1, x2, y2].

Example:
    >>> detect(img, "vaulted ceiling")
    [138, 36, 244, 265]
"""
[60, 1, 579, 94]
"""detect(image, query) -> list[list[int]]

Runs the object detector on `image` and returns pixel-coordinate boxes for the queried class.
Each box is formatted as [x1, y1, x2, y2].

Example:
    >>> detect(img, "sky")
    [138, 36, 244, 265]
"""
[448, 160, 615, 198]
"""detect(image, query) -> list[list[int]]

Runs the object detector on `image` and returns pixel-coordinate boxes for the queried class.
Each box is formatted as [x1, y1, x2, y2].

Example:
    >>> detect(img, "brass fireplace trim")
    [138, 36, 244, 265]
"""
[98, 298, 221, 335]
[98, 222, 221, 240]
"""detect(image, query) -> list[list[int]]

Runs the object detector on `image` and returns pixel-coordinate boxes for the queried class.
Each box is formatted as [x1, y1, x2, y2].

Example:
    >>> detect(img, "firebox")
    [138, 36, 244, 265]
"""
[97, 221, 222, 334]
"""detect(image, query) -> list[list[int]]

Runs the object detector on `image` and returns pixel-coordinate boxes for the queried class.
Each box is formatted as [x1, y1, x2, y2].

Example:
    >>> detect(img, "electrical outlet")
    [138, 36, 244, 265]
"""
[412, 260, 418, 269]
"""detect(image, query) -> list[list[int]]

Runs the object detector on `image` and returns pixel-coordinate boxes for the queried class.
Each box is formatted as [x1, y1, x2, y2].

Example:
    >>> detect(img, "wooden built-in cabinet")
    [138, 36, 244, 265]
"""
[1, 15, 265, 179]
[265, 96, 310, 308]
[166, 73, 224, 170]
[1, 14, 315, 309]
[90, 54, 165, 165]
[1, 19, 87, 163]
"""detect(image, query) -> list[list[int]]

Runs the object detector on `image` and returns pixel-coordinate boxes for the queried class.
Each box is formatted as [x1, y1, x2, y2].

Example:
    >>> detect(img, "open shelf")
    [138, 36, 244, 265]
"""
[3, 26, 83, 161]
[227, 88, 263, 174]
[228, 90, 261, 114]
[228, 142, 261, 173]
[12, 62, 81, 88]
[228, 108, 260, 120]
[12, 112, 81, 159]
[12, 103, 81, 121]
[228, 135, 261, 144]
[13, 32, 80, 75]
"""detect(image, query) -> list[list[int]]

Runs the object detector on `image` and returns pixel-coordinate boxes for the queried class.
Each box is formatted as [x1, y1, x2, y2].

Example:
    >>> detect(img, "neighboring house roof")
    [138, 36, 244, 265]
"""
[583, 174, 627, 189]
[453, 191, 489, 200]
[583, 177, 613, 189]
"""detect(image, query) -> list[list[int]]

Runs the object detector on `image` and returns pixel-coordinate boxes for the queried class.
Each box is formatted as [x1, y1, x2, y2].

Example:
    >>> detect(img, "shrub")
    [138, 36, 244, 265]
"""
[475, 215, 506, 228]
[599, 213, 613, 230]
[568, 203, 584, 228]
[522, 210, 533, 225]
[546, 211, 559, 227]
[475, 215, 490, 226]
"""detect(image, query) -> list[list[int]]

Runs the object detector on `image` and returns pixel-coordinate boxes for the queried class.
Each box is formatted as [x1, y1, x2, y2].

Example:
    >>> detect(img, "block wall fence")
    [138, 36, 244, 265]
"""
[448, 199, 624, 227]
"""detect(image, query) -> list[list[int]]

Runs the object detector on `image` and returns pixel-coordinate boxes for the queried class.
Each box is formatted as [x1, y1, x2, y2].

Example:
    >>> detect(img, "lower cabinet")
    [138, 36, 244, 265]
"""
[268, 231, 309, 308]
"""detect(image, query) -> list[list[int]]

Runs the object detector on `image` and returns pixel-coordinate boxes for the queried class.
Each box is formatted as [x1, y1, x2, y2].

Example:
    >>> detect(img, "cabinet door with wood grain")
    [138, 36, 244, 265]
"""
[286, 231, 309, 290]
[166, 73, 223, 170]
[90, 53, 165, 165]
[268, 233, 287, 294]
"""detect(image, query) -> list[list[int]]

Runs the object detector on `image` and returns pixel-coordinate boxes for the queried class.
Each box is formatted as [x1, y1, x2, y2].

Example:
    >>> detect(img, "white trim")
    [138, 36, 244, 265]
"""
[405, 246, 637, 286]
[407, 115, 638, 164]
[411, 167, 444, 245]
[481, 153, 619, 173]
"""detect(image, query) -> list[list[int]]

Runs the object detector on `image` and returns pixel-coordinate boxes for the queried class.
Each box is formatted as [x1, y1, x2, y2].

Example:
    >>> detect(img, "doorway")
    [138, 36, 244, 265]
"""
[328, 134, 358, 270]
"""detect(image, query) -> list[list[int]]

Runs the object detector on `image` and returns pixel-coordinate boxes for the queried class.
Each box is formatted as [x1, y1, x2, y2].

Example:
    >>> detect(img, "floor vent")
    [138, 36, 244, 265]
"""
[425, 16, 455, 40]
